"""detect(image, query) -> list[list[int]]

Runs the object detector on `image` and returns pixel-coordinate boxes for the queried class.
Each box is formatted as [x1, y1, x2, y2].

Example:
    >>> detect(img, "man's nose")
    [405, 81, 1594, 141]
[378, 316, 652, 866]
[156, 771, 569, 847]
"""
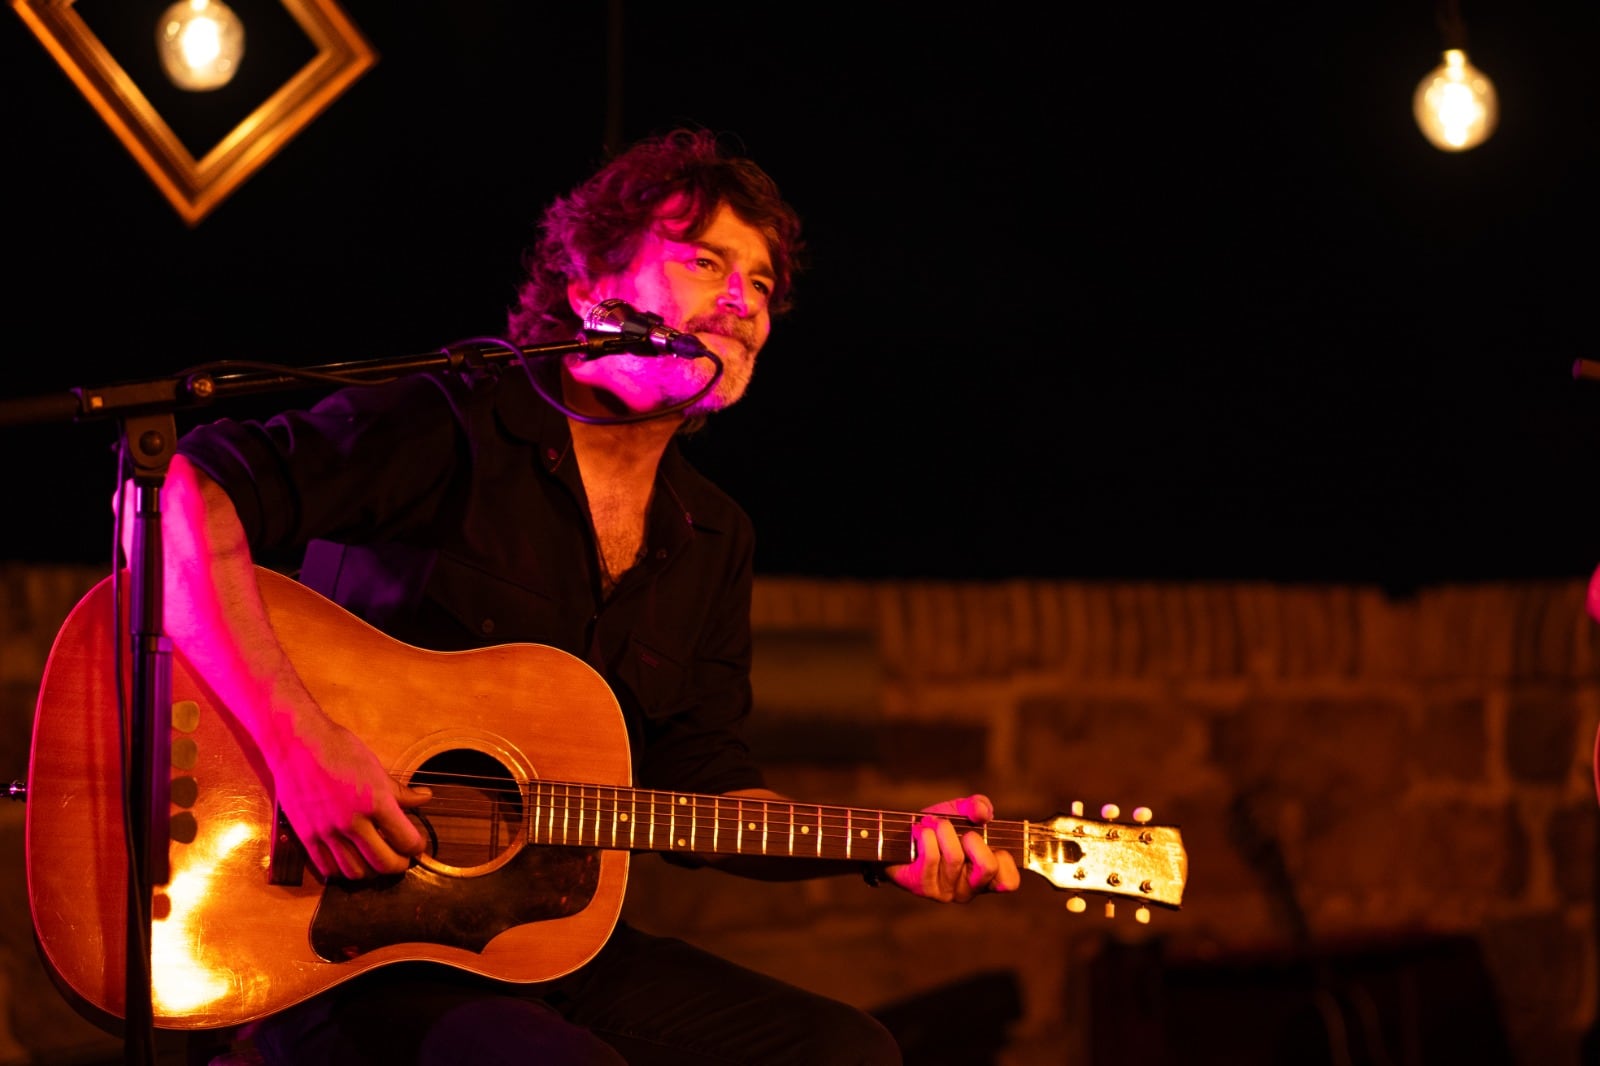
[717, 274, 748, 316]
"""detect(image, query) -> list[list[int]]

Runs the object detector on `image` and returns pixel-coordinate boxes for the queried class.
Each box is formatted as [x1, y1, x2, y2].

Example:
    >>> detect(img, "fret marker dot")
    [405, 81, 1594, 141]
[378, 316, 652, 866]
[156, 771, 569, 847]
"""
[619, 814, 629, 822]
[859, 829, 868, 838]
[678, 796, 688, 805]
[800, 826, 810, 834]
[676, 838, 686, 847]
[748, 822, 757, 830]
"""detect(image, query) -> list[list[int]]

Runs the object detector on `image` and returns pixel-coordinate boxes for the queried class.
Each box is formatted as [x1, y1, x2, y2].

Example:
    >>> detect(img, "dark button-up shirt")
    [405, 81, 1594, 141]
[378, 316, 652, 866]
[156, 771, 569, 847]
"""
[176, 366, 764, 797]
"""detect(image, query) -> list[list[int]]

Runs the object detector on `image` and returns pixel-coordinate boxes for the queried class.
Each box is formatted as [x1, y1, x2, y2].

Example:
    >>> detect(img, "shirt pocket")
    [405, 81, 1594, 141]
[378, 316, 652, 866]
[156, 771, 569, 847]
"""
[611, 634, 689, 722]
[425, 551, 579, 650]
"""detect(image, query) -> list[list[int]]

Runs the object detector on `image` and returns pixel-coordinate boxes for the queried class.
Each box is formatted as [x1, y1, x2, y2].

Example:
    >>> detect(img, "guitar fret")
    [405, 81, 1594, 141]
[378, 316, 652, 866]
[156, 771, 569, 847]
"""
[814, 805, 822, 856]
[762, 800, 770, 855]
[534, 777, 547, 845]
[628, 790, 637, 849]
[609, 787, 618, 849]
[713, 796, 720, 853]
[535, 783, 544, 843]
[576, 784, 585, 845]
[877, 809, 884, 863]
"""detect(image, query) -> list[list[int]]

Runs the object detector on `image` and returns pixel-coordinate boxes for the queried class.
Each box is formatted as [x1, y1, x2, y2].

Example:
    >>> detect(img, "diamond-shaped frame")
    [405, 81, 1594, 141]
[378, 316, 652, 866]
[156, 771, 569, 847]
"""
[13, 0, 376, 225]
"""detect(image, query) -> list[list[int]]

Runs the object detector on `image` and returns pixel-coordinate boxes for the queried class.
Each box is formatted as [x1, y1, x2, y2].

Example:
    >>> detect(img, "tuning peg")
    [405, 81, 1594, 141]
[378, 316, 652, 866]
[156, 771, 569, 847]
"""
[1133, 806, 1153, 824]
[1100, 803, 1120, 820]
[1066, 895, 1087, 914]
[1136, 906, 1151, 925]
[1071, 800, 1084, 817]
[1104, 901, 1115, 918]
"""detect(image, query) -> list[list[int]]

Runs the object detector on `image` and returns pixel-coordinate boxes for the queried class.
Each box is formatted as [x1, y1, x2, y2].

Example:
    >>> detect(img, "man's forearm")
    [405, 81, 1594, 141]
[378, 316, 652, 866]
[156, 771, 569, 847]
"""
[151, 455, 319, 766]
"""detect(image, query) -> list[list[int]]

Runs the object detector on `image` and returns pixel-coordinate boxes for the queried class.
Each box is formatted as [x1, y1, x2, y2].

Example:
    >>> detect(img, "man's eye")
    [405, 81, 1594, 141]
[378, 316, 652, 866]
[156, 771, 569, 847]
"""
[692, 256, 721, 272]
[752, 280, 771, 296]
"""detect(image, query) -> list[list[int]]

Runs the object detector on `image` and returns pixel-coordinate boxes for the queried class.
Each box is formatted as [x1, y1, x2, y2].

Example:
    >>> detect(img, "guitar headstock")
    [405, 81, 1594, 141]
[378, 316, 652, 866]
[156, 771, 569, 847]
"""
[1023, 802, 1187, 923]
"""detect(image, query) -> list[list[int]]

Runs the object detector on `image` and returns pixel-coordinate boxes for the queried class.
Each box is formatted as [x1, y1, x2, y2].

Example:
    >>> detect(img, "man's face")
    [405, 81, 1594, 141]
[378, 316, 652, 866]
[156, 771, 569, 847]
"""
[567, 201, 776, 417]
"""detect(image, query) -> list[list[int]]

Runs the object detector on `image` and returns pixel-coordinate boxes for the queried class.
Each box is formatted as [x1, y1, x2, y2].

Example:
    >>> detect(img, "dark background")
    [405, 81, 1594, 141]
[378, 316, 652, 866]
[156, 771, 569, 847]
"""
[3, 1, 1598, 586]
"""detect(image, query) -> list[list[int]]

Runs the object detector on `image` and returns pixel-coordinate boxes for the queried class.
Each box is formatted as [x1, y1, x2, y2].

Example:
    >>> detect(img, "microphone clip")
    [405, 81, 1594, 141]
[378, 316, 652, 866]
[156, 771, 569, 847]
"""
[581, 299, 709, 359]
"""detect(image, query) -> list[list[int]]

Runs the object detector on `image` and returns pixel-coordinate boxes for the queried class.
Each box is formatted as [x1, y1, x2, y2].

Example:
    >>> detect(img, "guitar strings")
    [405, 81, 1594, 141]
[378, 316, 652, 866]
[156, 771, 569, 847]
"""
[371, 772, 1170, 859]
[383, 770, 1162, 822]
[379, 781, 1040, 849]
[336, 775, 1179, 902]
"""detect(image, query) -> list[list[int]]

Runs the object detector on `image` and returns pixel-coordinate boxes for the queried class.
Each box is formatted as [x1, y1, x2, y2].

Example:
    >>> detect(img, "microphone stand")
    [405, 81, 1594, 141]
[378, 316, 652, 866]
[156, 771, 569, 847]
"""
[0, 331, 645, 1063]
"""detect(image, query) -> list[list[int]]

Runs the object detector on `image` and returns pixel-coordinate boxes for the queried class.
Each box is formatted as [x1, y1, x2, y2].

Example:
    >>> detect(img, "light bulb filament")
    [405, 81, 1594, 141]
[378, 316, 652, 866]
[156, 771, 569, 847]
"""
[1413, 48, 1498, 152]
[156, 0, 245, 92]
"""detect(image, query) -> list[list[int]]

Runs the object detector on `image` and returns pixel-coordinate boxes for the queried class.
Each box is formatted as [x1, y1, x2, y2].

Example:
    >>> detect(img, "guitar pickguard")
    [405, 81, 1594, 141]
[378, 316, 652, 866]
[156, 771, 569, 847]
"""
[310, 846, 601, 960]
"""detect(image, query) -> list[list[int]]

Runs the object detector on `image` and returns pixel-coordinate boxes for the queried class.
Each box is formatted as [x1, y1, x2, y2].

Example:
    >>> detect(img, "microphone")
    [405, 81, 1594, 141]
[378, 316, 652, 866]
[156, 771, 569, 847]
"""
[582, 299, 710, 358]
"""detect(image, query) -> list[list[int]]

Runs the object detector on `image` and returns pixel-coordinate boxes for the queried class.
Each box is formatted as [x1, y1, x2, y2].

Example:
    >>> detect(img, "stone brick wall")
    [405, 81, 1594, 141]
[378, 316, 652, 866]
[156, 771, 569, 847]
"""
[1, 565, 1595, 1064]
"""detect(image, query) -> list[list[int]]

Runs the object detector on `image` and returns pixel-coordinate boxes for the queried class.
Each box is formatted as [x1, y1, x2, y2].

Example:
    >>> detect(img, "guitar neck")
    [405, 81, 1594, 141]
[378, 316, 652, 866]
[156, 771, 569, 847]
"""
[526, 781, 1021, 864]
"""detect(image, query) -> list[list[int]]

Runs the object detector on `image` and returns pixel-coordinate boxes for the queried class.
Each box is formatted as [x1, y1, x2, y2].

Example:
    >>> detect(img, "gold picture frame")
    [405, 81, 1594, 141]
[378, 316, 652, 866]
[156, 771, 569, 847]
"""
[12, 0, 376, 226]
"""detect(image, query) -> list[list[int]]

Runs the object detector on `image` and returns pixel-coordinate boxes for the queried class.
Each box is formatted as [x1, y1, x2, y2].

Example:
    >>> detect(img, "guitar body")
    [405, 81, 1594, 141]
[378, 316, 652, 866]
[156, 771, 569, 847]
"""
[26, 567, 632, 1030]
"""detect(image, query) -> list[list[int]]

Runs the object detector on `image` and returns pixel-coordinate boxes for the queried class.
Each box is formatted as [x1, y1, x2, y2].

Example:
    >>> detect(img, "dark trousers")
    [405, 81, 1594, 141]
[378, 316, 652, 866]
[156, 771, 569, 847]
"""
[248, 921, 903, 1065]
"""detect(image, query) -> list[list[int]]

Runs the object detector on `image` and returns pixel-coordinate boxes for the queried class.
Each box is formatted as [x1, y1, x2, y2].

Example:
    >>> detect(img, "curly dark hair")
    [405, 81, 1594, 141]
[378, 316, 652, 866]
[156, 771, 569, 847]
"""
[508, 128, 804, 345]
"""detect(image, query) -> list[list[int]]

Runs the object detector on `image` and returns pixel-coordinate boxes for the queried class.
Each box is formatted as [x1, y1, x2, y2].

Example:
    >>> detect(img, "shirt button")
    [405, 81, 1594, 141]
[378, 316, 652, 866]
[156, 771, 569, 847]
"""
[545, 447, 559, 463]
[654, 548, 667, 560]
[481, 618, 496, 635]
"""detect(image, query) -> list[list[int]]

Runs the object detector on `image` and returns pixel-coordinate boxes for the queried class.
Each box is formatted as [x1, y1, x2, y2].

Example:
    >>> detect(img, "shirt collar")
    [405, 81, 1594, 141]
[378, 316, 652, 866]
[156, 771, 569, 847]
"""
[493, 369, 731, 537]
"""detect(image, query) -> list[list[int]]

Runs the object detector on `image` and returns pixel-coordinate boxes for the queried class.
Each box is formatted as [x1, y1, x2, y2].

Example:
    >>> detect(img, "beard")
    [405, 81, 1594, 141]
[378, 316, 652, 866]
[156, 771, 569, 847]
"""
[683, 311, 761, 413]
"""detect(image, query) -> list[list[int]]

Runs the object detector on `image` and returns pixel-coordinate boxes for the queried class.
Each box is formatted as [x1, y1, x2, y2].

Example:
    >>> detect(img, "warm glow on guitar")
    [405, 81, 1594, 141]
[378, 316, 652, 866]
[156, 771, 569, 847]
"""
[150, 821, 258, 1017]
[25, 567, 1188, 1029]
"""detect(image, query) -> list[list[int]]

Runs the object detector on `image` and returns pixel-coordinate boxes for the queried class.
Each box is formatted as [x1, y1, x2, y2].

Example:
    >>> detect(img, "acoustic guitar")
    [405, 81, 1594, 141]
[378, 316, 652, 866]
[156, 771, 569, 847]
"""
[25, 567, 1188, 1030]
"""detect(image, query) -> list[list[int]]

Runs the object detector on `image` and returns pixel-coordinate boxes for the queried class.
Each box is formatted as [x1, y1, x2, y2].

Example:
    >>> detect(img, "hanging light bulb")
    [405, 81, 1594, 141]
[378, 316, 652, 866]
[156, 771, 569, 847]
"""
[156, 0, 245, 92]
[1413, 48, 1498, 152]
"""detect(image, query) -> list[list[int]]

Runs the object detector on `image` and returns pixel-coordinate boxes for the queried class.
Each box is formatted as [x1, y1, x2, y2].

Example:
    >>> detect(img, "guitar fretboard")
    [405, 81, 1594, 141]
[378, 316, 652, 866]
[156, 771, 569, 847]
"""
[524, 781, 1014, 863]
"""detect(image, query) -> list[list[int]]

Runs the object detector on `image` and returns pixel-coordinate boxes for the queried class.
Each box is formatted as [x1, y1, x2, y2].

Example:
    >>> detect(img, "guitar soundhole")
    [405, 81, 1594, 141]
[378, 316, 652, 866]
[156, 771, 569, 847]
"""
[407, 749, 523, 870]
